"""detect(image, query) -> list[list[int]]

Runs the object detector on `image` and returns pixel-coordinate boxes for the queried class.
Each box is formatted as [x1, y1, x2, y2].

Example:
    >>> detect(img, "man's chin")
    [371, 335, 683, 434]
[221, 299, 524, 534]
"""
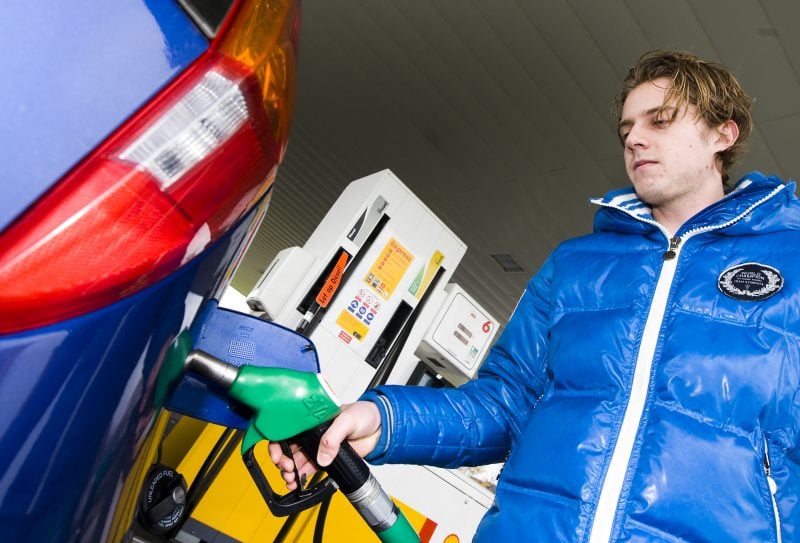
[630, 183, 663, 207]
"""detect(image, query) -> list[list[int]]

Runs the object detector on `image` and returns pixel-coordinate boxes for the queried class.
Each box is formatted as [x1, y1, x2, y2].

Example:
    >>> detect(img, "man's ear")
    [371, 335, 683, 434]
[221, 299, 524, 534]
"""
[715, 119, 740, 151]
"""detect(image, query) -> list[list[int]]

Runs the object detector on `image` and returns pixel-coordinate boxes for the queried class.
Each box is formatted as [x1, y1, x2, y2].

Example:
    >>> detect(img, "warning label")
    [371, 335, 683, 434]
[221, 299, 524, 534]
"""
[335, 288, 381, 342]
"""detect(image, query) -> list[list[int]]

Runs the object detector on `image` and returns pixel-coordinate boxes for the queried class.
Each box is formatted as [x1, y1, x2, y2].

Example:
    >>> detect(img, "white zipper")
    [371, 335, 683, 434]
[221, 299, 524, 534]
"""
[587, 182, 787, 543]
[588, 233, 680, 543]
[764, 436, 783, 543]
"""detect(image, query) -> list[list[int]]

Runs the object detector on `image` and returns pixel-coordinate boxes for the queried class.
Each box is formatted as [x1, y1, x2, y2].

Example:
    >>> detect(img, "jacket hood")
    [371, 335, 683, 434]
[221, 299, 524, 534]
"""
[591, 171, 799, 238]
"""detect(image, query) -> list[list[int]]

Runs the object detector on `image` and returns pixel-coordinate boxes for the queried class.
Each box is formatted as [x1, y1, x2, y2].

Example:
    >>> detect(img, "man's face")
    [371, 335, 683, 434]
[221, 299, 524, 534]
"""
[618, 78, 725, 210]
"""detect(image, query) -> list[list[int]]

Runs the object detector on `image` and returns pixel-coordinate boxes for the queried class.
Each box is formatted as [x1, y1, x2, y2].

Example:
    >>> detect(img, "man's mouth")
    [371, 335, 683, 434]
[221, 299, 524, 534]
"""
[633, 159, 657, 170]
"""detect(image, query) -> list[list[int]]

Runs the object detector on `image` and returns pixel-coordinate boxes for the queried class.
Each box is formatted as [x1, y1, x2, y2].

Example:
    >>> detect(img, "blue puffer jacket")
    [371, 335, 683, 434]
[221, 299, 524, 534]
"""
[362, 172, 800, 542]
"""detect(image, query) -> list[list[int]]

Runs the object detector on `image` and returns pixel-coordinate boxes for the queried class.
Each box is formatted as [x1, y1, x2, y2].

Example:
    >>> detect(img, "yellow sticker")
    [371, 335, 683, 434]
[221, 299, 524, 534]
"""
[364, 237, 414, 300]
[335, 310, 369, 342]
[409, 250, 444, 300]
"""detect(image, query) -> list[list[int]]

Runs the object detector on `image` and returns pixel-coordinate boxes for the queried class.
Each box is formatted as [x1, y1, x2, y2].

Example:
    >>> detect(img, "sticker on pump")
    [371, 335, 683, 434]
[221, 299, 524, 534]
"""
[335, 310, 369, 342]
[335, 288, 381, 342]
[317, 250, 349, 307]
[364, 237, 414, 300]
[409, 250, 445, 300]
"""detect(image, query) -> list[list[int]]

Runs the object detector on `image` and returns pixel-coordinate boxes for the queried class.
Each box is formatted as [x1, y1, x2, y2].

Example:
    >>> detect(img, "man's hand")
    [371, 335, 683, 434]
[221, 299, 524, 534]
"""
[267, 400, 382, 490]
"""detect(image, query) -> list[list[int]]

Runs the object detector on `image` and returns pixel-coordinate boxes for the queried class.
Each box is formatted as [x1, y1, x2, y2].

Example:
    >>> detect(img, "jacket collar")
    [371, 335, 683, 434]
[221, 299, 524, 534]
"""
[591, 171, 793, 238]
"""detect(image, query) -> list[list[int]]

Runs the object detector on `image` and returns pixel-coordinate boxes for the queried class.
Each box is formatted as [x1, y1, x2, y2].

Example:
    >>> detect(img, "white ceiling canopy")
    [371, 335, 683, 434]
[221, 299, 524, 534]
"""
[233, 0, 800, 326]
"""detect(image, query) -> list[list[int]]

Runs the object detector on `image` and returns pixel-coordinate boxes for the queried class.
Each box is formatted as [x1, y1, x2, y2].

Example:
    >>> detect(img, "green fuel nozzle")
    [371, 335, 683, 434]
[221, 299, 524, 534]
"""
[183, 350, 420, 542]
[185, 349, 340, 448]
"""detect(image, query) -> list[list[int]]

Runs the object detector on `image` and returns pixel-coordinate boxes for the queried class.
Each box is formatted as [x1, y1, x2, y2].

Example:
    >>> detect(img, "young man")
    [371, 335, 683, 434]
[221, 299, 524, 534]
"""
[271, 50, 800, 541]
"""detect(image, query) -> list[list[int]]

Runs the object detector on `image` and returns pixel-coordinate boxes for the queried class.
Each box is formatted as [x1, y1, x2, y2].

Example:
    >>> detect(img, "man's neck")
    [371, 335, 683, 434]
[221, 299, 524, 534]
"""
[651, 183, 726, 237]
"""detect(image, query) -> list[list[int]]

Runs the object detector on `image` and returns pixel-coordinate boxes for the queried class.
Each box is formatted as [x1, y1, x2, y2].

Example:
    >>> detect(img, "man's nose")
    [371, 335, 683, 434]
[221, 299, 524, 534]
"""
[625, 124, 647, 149]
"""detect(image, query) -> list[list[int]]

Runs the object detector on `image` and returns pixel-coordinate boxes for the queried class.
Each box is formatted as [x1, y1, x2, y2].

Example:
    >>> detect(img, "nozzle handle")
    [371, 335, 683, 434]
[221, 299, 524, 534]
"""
[295, 422, 419, 541]
[294, 421, 370, 494]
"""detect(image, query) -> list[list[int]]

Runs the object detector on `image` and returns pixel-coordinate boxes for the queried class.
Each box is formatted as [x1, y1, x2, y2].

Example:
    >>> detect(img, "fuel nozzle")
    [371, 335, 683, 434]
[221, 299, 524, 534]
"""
[184, 350, 239, 390]
[183, 349, 340, 443]
[181, 349, 419, 542]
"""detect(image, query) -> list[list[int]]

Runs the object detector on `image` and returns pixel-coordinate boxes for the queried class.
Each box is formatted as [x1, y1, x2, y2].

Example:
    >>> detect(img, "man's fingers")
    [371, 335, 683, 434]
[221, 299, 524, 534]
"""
[269, 401, 381, 480]
[277, 453, 297, 474]
[267, 440, 318, 490]
[316, 401, 382, 466]
[267, 441, 283, 464]
[281, 469, 298, 490]
[317, 413, 353, 466]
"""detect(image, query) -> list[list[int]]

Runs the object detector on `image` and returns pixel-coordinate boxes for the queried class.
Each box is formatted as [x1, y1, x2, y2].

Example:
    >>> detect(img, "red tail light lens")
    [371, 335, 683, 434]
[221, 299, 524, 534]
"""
[0, 0, 300, 333]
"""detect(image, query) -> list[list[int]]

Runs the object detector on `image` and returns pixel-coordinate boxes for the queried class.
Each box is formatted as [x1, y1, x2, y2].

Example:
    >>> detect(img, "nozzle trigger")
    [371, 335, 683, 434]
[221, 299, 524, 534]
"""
[242, 445, 336, 517]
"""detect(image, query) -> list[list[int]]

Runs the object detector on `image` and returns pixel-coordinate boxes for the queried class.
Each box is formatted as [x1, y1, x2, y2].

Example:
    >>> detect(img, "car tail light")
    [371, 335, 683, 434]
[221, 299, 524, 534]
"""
[0, 0, 300, 334]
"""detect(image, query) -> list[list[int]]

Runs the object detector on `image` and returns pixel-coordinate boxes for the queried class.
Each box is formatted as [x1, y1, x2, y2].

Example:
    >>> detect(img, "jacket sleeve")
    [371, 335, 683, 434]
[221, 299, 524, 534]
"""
[361, 253, 556, 468]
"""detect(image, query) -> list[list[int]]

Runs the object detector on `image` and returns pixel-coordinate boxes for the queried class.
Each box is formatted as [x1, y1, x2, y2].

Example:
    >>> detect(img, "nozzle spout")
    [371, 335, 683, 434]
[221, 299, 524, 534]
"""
[185, 350, 239, 390]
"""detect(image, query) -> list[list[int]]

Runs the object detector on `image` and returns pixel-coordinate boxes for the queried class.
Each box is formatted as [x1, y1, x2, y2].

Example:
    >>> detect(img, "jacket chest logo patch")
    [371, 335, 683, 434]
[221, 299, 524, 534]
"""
[718, 262, 783, 301]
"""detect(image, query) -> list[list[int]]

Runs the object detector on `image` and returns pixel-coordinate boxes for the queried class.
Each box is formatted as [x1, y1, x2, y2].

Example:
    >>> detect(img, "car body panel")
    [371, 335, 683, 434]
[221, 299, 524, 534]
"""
[0, 200, 263, 542]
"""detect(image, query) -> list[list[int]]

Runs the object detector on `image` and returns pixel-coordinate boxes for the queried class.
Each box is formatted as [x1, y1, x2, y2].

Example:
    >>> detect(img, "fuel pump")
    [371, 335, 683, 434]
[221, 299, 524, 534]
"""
[156, 170, 500, 542]
[246, 169, 467, 402]
[242, 170, 501, 541]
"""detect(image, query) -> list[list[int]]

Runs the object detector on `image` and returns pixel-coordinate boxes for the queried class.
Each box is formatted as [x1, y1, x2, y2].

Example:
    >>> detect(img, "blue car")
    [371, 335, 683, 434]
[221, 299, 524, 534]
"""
[0, 1, 300, 541]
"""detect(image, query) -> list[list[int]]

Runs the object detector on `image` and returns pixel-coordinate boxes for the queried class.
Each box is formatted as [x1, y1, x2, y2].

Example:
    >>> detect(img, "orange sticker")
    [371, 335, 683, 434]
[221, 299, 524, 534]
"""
[316, 251, 349, 307]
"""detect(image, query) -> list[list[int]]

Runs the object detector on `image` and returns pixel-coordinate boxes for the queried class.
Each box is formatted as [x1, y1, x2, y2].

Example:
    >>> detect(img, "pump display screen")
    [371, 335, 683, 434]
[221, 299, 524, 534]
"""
[431, 293, 493, 371]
